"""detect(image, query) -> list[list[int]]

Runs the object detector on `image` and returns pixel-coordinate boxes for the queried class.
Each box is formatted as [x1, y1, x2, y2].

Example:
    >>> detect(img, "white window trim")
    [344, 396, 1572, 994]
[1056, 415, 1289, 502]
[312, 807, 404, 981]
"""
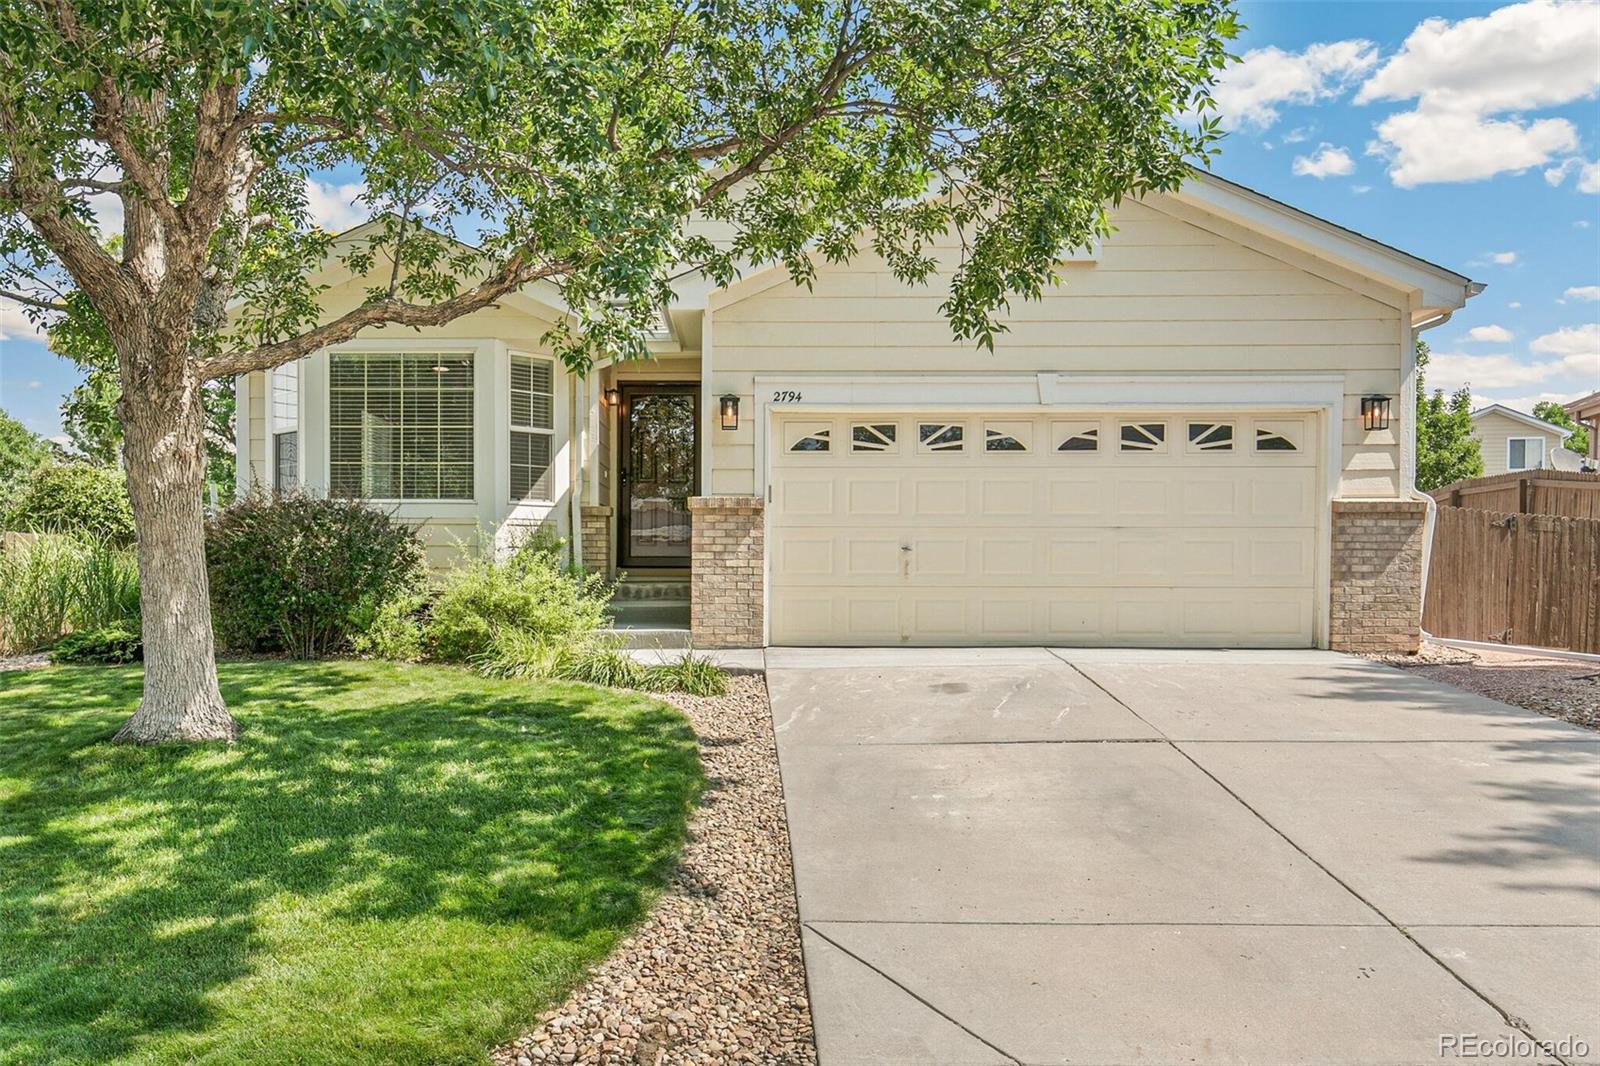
[1506, 436, 1545, 471]
[508, 350, 558, 504]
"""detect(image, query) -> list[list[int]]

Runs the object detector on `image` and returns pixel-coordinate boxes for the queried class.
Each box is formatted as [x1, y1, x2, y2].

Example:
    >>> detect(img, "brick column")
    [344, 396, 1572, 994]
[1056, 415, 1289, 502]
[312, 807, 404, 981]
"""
[688, 496, 765, 648]
[579, 505, 613, 574]
[1330, 499, 1428, 654]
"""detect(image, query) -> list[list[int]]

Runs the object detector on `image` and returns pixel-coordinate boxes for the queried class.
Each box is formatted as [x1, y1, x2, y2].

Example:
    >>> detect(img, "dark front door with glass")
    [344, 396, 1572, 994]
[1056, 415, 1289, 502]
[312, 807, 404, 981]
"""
[620, 387, 698, 567]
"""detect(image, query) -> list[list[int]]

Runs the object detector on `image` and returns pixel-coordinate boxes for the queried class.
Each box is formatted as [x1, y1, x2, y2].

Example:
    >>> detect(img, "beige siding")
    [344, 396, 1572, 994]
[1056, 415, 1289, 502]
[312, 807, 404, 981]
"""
[709, 196, 1409, 497]
[1472, 411, 1566, 477]
[245, 370, 268, 488]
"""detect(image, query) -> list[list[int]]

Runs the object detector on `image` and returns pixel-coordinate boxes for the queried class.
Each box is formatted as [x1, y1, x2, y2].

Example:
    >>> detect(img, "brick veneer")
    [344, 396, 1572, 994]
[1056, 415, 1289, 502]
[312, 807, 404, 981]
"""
[1330, 499, 1428, 654]
[688, 496, 764, 648]
[579, 505, 613, 574]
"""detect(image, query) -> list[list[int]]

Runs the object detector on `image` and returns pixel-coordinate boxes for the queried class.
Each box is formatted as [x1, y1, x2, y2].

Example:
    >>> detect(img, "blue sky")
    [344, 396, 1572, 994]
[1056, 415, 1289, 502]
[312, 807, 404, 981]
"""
[2, 0, 1597, 440]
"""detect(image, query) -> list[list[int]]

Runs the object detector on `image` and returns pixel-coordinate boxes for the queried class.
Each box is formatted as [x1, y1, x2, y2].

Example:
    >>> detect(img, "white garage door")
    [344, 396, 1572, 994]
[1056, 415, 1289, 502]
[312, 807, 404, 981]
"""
[768, 412, 1323, 646]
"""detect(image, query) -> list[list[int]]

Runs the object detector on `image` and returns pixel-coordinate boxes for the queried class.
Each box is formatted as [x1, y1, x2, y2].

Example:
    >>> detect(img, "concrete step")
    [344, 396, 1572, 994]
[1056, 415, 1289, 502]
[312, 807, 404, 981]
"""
[605, 626, 692, 651]
[613, 579, 691, 602]
[610, 600, 690, 629]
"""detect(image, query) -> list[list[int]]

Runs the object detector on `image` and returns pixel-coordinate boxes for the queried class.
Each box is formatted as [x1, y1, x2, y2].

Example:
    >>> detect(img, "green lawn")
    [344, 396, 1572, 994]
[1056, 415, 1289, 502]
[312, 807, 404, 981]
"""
[0, 661, 702, 1066]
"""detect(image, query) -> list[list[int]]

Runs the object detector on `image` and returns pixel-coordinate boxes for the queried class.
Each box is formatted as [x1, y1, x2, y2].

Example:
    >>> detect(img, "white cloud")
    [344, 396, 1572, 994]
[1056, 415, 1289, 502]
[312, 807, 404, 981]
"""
[1578, 219, 1593, 229]
[1355, 1, 1600, 187]
[1473, 250, 1519, 266]
[1508, 301, 1522, 309]
[1523, 321, 1600, 358]
[25, 379, 40, 388]
[1292, 143, 1356, 179]
[1465, 324, 1513, 342]
[1364, 109, 1578, 188]
[1211, 40, 1378, 129]
[1281, 126, 1312, 145]
[302, 178, 369, 233]
[1582, 160, 1600, 194]
[1351, 184, 1372, 194]
[1565, 286, 1600, 302]
[1470, 389, 1591, 413]
[0, 299, 46, 340]
[1427, 350, 1564, 390]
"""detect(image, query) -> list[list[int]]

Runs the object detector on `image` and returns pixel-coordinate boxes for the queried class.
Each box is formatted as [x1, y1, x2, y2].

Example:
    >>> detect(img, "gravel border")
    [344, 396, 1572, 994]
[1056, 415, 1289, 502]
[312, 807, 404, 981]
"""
[0, 653, 50, 673]
[493, 674, 816, 1065]
[1371, 642, 1600, 731]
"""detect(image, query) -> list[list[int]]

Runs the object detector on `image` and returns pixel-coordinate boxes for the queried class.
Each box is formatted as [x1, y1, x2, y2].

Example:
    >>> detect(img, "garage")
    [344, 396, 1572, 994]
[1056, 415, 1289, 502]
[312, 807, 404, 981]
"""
[767, 411, 1324, 646]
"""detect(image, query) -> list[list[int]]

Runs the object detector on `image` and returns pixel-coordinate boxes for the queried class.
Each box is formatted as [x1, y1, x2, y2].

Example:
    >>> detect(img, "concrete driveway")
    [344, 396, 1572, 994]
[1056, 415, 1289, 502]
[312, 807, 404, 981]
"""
[767, 648, 1600, 1066]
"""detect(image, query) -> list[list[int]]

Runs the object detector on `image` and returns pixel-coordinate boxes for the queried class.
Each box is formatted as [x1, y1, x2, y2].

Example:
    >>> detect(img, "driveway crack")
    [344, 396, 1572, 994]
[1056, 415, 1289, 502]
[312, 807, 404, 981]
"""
[1048, 649, 1576, 1066]
[803, 922, 1024, 1065]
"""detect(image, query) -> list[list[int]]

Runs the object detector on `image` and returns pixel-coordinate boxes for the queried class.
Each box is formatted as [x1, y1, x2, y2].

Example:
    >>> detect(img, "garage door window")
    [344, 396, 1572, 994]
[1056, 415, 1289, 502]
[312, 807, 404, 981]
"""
[1054, 423, 1100, 452]
[918, 423, 965, 451]
[984, 421, 1032, 452]
[851, 423, 897, 452]
[1187, 422, 1234, 451]
[1255, 428, 1298, 452]
[787, 423, 832, 452]
[1120, 422, 1167, 452]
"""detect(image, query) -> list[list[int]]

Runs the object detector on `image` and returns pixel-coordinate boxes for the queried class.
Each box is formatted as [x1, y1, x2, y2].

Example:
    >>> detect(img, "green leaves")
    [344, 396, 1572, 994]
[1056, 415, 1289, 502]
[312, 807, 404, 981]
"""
[3, 0, 1239, 374]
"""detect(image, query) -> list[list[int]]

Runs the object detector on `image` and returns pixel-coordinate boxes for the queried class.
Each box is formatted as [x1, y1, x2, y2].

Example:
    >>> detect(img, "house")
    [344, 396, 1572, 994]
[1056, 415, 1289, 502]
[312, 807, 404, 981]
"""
[236, 172, 1478, 654]
[1565, 391, 1600, 469]
[1469, 404, 1575, 477]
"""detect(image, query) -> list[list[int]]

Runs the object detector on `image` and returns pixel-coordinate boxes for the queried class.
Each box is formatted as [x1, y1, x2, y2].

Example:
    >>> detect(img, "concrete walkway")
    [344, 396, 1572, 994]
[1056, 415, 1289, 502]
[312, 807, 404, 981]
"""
[767, 648, 1600, 1065]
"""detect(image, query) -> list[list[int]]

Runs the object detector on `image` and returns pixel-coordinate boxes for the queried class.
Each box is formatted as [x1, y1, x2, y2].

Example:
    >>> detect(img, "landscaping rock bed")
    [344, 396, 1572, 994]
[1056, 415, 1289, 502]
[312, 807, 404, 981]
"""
[493, 674, 816, 1065]
[1374, 642, 1600, 731]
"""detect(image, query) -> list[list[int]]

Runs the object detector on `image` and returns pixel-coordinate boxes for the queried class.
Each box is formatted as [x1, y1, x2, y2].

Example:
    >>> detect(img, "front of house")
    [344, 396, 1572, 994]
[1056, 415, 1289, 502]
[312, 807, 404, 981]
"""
[237, 172, 1478, 653]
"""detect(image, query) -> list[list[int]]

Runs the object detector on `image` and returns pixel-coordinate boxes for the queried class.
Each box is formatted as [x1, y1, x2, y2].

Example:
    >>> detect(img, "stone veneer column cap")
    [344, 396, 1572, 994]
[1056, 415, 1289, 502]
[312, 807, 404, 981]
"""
[689, 495, 764, 511]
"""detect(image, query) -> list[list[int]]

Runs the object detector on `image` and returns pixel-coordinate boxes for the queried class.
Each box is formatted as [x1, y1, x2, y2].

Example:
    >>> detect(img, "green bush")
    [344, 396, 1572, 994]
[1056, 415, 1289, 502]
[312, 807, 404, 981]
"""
[4, 464, 134, 545]
[350, 592, 427, 662]
[51, 624, 142, 664]
[643, 651, 730, 696]
[427, 531, 614, 663]
[207, 493, 426, 658]
[0, 535, 139, 654]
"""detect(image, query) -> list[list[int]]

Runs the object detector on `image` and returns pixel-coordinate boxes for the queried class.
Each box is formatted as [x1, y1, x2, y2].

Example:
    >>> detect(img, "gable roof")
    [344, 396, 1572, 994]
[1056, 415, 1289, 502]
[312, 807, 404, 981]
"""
[700, 168, 1481, 319]
[1470, 404, 1574, 440]
[1169, 170, 1479, 323]
[1564, 391, 1600, 420]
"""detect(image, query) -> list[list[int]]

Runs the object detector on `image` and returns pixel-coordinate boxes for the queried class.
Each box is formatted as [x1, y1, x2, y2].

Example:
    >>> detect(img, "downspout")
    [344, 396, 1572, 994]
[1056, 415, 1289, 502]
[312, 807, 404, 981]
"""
[1407, 307, 1459, 636]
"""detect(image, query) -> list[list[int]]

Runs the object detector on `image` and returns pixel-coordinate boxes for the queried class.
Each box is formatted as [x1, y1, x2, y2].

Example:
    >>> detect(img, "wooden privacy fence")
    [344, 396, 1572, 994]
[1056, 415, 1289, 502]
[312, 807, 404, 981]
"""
[1424, 506, 1600, 653]
[1430, 469, 1600, 520]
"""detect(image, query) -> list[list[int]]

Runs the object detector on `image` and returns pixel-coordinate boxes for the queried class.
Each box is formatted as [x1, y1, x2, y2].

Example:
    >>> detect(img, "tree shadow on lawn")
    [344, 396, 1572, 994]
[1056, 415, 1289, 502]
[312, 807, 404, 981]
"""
[0, 660, 701, 1066]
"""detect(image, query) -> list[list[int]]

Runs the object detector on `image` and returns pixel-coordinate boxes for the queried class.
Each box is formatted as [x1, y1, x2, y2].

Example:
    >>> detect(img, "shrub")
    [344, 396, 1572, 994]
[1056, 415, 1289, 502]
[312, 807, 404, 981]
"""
[207, 493, 426, 658]
[51, 625, 142, 664]
[350, 592, 427, 662]
[642, 651, 729, 696]
[427, 531, 614, 663]
[5, 464, 134, 545]
[0, 535, 79, 654]
[0, 535, 139, 654]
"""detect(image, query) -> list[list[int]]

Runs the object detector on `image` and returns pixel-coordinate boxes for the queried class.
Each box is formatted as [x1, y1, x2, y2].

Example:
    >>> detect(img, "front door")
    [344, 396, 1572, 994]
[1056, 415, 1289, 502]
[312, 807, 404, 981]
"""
[619, 386, 699, 567]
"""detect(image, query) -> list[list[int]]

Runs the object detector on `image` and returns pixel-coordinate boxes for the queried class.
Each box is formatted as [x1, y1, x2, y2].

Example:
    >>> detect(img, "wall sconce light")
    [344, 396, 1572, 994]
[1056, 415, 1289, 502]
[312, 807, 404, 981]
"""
[603, 387, 621, 407]
[719, 394, 740, 431]
[1361, 395, 1392, 432]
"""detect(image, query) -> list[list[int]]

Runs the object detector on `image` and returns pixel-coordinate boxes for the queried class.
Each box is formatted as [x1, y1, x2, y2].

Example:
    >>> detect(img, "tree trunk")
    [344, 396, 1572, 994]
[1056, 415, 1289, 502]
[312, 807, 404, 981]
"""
[112, 347, 238, 744]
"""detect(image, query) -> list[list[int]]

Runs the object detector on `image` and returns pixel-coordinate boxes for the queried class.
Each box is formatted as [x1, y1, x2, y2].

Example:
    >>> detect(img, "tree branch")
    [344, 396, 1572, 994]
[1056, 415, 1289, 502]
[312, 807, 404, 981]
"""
[0, 287, 69, 312]
[197, 253, 558, 380]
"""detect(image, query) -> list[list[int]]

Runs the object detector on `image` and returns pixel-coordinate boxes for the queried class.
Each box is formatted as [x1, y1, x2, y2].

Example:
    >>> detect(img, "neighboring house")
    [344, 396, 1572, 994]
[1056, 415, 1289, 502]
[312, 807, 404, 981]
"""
[1566, 391, 1600, 470]
[236, 172, 1478, 653]
[1469, 405, 1574, 477]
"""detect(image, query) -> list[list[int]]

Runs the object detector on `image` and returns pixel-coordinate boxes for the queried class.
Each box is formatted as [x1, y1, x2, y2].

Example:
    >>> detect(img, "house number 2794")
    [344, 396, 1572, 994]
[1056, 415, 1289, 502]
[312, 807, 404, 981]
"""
[771, 390, 803, 403]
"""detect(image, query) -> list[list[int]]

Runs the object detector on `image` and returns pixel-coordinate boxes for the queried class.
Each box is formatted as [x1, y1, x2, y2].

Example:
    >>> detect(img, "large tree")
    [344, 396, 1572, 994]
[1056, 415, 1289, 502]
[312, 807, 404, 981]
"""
[1414, 339, 1483, 492]
[1, 0, 1237, 742]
